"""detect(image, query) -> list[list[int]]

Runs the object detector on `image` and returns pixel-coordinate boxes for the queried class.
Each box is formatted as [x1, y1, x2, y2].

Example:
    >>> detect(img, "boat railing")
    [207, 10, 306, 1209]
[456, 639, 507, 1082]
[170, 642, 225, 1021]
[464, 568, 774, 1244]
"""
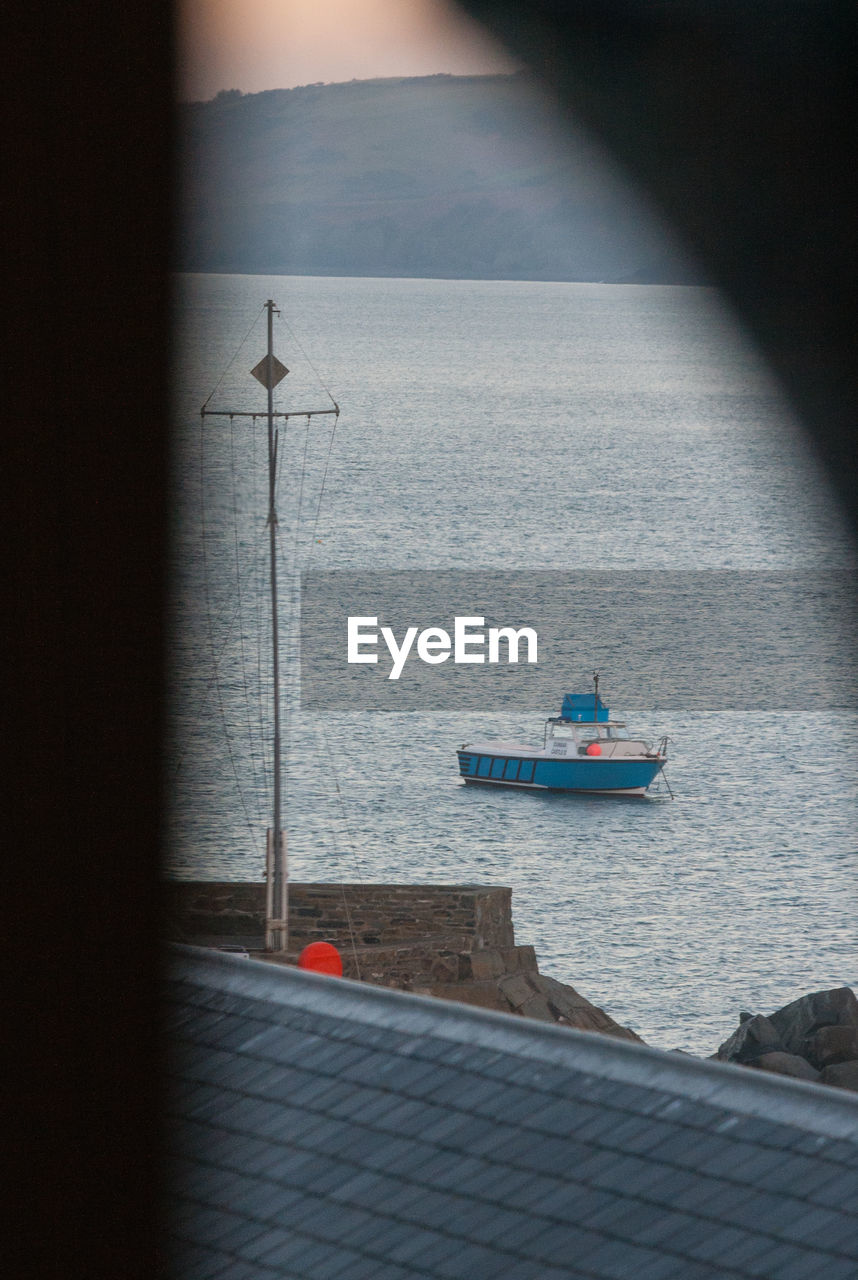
[579, 738, 655, 759]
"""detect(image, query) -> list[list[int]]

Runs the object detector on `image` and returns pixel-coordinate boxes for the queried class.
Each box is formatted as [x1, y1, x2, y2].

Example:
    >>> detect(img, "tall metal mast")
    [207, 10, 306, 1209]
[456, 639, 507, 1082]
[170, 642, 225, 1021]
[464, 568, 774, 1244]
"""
[265, 300, 286, 952]
[201, 298, 339, 953]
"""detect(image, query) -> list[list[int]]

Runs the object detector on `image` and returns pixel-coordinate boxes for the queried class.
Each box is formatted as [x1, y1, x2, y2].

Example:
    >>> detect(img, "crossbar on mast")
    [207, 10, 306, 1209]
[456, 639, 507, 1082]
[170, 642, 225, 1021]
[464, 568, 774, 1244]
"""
[201, 407, 339, 420]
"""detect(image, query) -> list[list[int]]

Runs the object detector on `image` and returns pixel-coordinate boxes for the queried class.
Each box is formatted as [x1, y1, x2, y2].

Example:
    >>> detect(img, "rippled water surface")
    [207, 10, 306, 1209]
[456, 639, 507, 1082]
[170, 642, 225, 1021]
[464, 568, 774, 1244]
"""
[170, 274, 857, 1053]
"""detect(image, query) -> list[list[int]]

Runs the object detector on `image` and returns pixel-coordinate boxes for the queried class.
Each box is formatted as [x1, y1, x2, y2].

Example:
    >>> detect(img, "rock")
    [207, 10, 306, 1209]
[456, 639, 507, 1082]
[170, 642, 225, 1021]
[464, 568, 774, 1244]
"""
[768, 987, 858, 1060]
[483, 971, 644, 1041]
[715, 1014, 783, 1063]
[529, 974, 644, 1042]
[750, 1052, 821, 1082]
[818, 1061, 858, 1092]
[460, 945, 538, 981]
[805, 1024, 858, 1069]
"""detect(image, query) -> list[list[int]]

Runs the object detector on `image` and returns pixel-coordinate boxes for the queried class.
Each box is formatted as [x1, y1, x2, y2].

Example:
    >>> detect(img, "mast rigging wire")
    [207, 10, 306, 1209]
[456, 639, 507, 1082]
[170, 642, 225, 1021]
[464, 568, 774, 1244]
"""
[198, 413, 260, 847]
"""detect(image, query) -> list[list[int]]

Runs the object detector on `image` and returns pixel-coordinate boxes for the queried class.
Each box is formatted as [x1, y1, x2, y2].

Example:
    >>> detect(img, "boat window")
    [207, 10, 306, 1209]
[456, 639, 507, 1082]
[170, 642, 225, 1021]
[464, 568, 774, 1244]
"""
[579, 725, 631, 740]
[550, 724, 577, 739]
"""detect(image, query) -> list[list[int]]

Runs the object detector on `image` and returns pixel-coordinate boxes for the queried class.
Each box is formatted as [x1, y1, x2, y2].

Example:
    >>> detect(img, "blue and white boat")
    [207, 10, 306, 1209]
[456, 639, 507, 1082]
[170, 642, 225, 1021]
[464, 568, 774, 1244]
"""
[457, 683, 668, 796]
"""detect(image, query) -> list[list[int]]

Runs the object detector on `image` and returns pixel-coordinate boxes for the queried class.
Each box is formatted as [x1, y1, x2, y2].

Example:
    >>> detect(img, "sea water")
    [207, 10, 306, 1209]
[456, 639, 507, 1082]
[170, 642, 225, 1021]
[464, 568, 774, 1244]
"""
[169, 273, 857, 1053]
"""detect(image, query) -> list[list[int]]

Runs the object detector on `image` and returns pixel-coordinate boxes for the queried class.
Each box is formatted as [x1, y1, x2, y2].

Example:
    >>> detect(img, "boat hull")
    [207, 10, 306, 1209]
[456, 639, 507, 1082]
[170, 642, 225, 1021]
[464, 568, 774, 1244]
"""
[456, 748, 662, 796]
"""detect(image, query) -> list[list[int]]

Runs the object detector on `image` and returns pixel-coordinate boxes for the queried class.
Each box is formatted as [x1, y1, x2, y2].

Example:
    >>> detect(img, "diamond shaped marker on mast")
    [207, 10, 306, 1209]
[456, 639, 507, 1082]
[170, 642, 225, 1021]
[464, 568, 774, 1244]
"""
[251, 353, 289, 389]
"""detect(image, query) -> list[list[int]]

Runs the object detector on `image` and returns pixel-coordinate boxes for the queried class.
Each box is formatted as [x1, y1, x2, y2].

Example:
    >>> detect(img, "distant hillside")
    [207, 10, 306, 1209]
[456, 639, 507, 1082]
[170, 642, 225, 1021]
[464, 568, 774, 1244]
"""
[178, 74, 700, 283]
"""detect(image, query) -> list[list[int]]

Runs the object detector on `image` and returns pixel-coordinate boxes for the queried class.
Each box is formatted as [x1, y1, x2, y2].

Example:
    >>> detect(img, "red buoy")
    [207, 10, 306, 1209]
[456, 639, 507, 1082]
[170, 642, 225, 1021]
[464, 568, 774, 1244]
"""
[585, 742, 602, 756]
[298, 941, 343, 976]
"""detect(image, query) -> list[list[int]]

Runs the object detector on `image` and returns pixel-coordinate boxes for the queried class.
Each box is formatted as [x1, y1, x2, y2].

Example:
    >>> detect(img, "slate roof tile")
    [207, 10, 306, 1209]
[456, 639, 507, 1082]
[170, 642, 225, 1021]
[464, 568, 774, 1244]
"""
[323, 1128, 397, 1168]
[808, 1169, 858, 1211]
[717, 1187, 810, 1235]
[742, 1241, 830, 1277]
[209, 1019, 277, 1054]
[398, 1229, 473, 1272]
[330, 1214, 417, 1256]
[406, 1063, 473, 1100]
[336, 1051, 417, 1089]
[536, 1181, 618, 1225]
[491, 1261, 559, 1280]
[578, 1237, 669, 1279]
[652, 1213, 745, 1261]
[716, 1115, 801, 1149]
[400, 1147, 487, 1189]
[353, 1265, 418, 1280]
[581, 1191, 665, 1238]
[302, 1156, 368, 1197]
[523, 1219, 605, 1265]
[630, 1252, 709, 1280]
[816, 1139, 858, 1165]
[680, 1221, 756, 1265]
[319, 1257, 398, 1280]
[209, 1260, 268, 1280]
[431, 1240, 531, 1278]
[629, 1207, 703, 1249]
[234, 1227, 293, 1263]
[321, 1081, 388, 1121]
[427, 1071, 507, 1111]
[814, 1210, 858, 1256]
[208, 1216, 281, 1256]
[407, 1105, 481, 1148]
[470, 1082, 541, 1122]
[789, 1132, 840, 1157]
[698, 1137, 789, 1183]
[667, 1175, 751, 1219]
[583, 1148, 681, 1199]
[594, 1112, 674, 1154]
[571, 1103, 656, 1148]
[375, 1094, 450, 1136]
[773, 1200, 854, 1246]
[300, 1201, 380, 1244]
[324, 1168, 397, 1209]
[506, 1170, 578, 1213]
[432, 1112, 506, 1155]
[257, 1235, 345, 1275]
[279, 1074, 352, 1112]
[387, 1223, 462, 1265]
[521, 1096, 602, 1137]
[775, 1253, 858, 1280]
[488, 1204, 564, 1253]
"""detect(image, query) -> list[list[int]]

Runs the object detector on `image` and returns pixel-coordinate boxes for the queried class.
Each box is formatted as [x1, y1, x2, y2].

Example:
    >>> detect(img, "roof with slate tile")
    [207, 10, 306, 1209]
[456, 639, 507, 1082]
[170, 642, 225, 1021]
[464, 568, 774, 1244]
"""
[167, 947, 858, 1280]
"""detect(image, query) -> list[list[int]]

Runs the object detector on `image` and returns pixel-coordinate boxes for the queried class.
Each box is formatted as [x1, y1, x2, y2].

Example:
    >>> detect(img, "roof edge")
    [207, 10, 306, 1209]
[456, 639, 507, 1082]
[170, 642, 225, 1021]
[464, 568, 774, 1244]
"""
[171, 946, 858, 1142]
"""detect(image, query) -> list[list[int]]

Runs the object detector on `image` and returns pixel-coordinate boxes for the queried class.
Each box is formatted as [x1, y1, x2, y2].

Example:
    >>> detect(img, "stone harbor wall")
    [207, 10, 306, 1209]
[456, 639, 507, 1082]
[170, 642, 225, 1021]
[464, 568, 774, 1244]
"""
[289, 882, 515, 951]
[165, 881, 640, 1042]
[713, 987, 858, 1093]
[166, 882, 514, 951]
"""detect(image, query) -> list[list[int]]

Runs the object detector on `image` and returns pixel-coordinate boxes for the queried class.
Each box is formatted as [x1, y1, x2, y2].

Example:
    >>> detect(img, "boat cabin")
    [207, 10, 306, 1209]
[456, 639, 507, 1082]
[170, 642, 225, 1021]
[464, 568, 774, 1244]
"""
[545, 693, 655, 759]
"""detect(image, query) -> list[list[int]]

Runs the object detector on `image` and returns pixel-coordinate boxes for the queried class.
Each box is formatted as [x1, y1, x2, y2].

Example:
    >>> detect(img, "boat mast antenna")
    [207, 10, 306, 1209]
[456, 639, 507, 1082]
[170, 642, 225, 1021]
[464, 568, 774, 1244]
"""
[200, 298, 340, 954]
[593, 670, 600, 723]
